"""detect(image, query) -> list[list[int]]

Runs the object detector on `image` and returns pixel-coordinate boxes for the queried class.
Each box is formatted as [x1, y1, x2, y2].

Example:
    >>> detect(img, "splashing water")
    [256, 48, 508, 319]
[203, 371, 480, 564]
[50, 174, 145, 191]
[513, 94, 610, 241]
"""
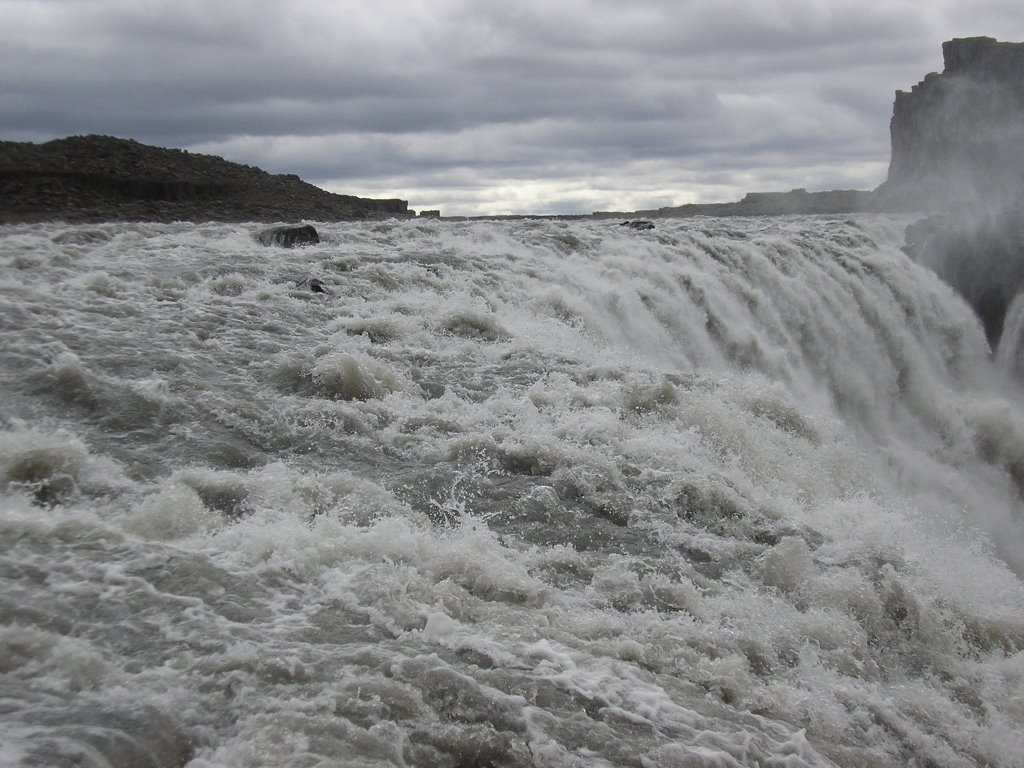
[2, 216, 1024, 767]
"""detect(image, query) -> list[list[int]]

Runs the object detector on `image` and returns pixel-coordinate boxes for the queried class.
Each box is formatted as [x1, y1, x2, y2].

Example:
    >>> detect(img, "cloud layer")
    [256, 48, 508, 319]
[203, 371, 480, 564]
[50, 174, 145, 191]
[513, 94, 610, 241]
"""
[3, 0, 1023, 215]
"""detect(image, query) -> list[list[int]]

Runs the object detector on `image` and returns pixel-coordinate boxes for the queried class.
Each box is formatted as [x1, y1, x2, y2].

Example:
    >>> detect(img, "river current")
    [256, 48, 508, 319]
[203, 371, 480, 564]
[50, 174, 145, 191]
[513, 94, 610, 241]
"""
[1, 216, 1023, 767]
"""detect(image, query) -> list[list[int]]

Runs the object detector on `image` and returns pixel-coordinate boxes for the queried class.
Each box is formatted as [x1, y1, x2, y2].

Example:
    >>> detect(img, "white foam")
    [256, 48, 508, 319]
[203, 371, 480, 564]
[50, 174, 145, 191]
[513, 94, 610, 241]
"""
[3, 217, 1024, 767]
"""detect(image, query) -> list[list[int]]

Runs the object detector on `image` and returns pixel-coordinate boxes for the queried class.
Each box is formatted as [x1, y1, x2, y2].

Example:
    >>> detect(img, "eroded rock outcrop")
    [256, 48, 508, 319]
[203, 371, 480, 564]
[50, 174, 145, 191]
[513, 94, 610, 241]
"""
[0, 135, 412, 224]
[888, 38, 1024, 353]
[879, 37, 1024, 211]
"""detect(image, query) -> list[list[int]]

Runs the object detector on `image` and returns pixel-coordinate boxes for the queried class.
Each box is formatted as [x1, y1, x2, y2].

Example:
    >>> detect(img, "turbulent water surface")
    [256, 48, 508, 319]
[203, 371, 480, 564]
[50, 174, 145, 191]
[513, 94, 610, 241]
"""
[2, 216, 1024, 768]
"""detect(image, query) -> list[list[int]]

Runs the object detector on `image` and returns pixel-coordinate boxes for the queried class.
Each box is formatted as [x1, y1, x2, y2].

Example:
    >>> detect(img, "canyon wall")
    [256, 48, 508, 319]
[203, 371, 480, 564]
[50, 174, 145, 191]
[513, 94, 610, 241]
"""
[894, 38, 1024, 351]
[880, 37, 1024, 211]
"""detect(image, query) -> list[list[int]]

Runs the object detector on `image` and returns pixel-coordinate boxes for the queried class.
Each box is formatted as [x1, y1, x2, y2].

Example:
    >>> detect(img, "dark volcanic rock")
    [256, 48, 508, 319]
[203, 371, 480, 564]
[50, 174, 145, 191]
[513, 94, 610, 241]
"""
[904, 208, 1024, 348]
[295, 277, 331, 294]
[598, 188, 877, 220]
[620, 220, 655, 230]
[257, 224, 320, 248]
[601, 38, 1024, 222]
[879, 37, 1024, 211]
[887, 38, 1024, 352]
[0, 135, 412, 224]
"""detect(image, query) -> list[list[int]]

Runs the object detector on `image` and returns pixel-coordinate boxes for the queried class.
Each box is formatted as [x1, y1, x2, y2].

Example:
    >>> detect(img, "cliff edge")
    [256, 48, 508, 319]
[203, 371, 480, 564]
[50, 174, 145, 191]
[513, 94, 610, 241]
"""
[879, 37, 1024, 211]
[893, 38, 1024, 352]
[0, 135, 412, 224]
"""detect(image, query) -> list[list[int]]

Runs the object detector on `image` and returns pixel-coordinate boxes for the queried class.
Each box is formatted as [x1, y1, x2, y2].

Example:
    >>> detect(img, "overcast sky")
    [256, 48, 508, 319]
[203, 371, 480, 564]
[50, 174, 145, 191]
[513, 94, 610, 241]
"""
[2, 0, 1022, 216]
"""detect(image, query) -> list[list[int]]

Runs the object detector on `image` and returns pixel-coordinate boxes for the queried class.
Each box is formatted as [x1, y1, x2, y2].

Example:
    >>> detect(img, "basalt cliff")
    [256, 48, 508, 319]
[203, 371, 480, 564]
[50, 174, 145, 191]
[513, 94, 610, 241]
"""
[890, 38, 1024, 351]
[879, 36, 1024, 211]
[604, 37, 1024, 221]
[0, 135, 411, 224]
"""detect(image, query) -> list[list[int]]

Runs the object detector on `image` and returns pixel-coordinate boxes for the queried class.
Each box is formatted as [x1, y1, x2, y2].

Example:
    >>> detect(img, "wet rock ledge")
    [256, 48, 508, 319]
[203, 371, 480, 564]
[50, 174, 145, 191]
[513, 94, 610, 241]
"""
[0, 135, 412, 224]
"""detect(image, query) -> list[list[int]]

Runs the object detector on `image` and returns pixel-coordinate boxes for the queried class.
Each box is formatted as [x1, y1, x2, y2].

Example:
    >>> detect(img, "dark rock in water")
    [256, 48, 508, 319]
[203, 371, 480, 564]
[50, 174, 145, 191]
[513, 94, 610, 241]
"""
[904, 207, 1024, 348]
[620, 220, 655, 230]
[258, 225, 320, 248]
[295, 277, 330, 294]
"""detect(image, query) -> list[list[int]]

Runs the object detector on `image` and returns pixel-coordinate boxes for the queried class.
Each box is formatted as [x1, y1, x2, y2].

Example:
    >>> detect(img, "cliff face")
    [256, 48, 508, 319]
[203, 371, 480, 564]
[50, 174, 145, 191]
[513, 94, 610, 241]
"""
[0, 135, 411, 223]
[882, 37, 1024, 211]
[893, 38, 1024, 352]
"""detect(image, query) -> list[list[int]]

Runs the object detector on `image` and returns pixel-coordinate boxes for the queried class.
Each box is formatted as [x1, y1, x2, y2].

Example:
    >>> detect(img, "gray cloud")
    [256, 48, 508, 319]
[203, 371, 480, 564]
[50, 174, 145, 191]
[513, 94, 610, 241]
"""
[3, 0, 1023, 215]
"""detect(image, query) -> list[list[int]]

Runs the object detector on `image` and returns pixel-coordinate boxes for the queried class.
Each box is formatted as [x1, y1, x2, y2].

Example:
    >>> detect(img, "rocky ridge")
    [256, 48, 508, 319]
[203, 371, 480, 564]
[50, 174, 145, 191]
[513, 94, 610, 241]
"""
[597, 188, 877, 219]
[0, 135, 412, 224]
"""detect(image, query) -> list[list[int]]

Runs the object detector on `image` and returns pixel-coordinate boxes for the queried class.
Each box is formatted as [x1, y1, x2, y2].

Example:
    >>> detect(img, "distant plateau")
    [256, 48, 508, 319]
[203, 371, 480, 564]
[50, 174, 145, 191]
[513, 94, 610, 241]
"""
[1, 37, 1022, 224]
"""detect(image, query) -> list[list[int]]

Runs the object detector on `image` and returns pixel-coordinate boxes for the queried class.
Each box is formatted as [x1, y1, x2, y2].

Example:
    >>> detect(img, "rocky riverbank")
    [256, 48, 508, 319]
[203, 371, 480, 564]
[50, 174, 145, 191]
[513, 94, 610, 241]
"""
[0, 135, 412, 224]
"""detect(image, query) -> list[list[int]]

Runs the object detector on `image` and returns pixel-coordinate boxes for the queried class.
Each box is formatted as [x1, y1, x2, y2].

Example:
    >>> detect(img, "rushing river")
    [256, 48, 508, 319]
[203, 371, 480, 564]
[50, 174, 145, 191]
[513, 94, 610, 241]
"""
[2, 216, 1023, 767]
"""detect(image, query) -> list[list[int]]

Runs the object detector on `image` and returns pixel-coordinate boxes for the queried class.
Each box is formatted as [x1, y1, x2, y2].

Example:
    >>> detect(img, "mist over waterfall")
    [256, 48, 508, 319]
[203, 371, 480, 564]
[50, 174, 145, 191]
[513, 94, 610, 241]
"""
[2, 216, 1024, 768]
[883, 37, 1024, 372]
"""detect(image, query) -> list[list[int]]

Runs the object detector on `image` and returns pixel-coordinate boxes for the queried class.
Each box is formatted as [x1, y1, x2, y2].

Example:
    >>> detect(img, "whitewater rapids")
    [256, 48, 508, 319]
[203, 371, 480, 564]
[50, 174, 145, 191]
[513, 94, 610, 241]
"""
[1, 216, 1023, 767]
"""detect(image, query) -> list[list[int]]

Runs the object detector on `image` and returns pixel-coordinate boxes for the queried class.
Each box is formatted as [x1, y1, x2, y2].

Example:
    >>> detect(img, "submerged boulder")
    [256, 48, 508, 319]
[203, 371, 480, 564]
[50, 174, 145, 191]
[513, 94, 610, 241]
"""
[295, 277, 330, 294]
[620, 220, 655, 231]
[257, 224, 320, 248]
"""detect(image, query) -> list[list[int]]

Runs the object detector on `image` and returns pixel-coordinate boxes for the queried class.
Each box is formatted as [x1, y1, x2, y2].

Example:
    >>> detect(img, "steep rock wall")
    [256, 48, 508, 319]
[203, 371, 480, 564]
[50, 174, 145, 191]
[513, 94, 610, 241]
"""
[895, 38, 1024, 352]
[881, 37, 1024, 211]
